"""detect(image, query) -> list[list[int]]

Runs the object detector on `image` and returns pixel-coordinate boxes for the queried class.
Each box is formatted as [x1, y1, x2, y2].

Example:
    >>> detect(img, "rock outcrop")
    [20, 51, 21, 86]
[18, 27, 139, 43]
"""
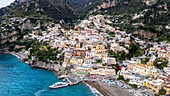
[89, 0, 118, 14]
[134, 29, 157, 39]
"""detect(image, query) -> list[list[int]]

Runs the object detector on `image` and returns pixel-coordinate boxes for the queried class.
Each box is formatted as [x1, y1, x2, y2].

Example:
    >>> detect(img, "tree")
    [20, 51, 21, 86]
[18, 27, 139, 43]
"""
[154, 94, 159, 96]
[107, 43, 110, 49]
[96, 59, 102, 63]
[158, 89, 166, 95]
[129, 84, 138, 88]
[117, 75, 124, 80]
[80, 42, 83, 48]
[124, 78, 130, 83]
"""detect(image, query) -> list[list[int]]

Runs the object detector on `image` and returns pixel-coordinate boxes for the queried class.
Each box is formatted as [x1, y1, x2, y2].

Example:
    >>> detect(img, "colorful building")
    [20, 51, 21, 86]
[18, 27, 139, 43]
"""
[132, 61, 158, 78]
[143, 78, 164, 93]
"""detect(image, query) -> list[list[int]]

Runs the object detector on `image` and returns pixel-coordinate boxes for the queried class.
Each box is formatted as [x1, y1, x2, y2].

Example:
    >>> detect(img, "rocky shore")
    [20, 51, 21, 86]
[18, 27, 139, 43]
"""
[8, 52, 56, 71]
[84, 81, 134, 96]
[31, 63, 55, 71]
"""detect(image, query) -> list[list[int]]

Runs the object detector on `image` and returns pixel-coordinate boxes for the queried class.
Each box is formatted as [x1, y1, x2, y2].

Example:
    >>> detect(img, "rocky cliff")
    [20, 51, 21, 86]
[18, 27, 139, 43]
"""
[89, 0, 118, 14]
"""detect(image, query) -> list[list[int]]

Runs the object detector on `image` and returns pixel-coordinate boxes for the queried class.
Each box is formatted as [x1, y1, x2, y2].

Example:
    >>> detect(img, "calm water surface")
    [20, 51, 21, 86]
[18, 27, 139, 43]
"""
[0, 53, 95, 96]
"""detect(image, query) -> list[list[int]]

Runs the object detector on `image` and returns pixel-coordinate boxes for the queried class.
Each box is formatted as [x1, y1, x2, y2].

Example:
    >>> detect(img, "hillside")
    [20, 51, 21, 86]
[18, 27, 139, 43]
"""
[0, 0, 170, 53]
[91, 0, 170, 41]
[0, 0, 103, 21]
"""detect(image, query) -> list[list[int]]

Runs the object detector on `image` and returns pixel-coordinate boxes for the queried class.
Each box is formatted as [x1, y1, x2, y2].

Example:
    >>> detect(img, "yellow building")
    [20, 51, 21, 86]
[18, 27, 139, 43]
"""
[96, 49, 107, 53]
[101, 53, 108, 57]
[95, 44, 106, 53]
[69, 56, 84, 64]
[102, 57, 116, 65]
[96, 44, 105, 49]
[143, 78, 164, 93]
[76, 43, 81, 48]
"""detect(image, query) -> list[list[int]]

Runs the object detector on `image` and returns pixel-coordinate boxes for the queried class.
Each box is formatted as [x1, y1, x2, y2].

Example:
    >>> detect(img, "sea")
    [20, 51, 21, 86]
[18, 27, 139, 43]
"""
[0, 53, 97, 96]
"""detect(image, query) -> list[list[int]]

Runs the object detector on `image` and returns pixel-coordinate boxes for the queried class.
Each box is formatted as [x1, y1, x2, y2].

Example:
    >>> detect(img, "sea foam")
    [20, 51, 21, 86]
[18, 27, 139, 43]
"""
[84, 83, 103, 96]
[34, 89, 48, 96]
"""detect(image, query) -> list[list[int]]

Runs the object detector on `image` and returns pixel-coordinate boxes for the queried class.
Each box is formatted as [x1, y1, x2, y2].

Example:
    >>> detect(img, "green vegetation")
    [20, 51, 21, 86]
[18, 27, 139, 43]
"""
[117, 75, 130, 83]
[154, 94, 159, 96]
[129, 84, 138, 88]
[96, 59, 102, 63]
[117, 75, 124, 80]
[1, 0, 103, 21]
[108, 32, 115, 36]
[29, 40, 61, 63]
[141, 57, 150, 64]
[96, 0, 170, 42]
[109, 43, 145, 62]
[77, 71, 89, 74]
[154, 58, 168, 69]
[158, 89, 166, 95]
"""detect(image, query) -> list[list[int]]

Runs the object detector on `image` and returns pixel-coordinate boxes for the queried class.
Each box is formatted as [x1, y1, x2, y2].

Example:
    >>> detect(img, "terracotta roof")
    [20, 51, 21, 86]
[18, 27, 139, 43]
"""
[96, 49, 106, 50]
[165, 85, 170, 88]
[159, 52, 170, 57]
[137, 63, 146, 68]
[84, 58, 91, 60]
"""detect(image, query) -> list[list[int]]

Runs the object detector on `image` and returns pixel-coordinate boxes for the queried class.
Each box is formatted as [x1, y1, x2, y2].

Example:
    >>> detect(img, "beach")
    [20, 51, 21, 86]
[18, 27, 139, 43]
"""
[84, 81, 134, 96]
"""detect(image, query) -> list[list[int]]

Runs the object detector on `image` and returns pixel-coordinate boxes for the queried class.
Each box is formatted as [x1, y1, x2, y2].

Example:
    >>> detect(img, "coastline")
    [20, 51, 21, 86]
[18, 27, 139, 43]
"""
[84, 81, 134, 96]
[83, 81, 104, 96]
[0, 53, 96, 96]
[9, 52, 23, 60]
[84, 81, 112, 96]
[8, 52, 55, 71]
[9, 52, 105, 96]
[0, 52, 121, 96]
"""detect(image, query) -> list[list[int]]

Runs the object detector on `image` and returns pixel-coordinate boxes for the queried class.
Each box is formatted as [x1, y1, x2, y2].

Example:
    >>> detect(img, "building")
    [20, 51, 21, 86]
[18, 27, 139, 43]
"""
[95, 44, 106, 53]
[73, 48, 86, 56]
[158, 52, 170, 62]
[84, 58, 93, 64]
[132, 61, 158, 79]
[143, 78, 164, 93]
[102, 57, 116, 65]
[69, 56, 84, 65]
[127, 61, 136, 70]
[90, 69, 116, 76]
[164, 84, 170, 94]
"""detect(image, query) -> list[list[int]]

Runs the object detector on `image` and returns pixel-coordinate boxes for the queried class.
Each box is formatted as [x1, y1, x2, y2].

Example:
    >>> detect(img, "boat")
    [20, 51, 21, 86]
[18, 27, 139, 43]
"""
[49, 82, 69, 88]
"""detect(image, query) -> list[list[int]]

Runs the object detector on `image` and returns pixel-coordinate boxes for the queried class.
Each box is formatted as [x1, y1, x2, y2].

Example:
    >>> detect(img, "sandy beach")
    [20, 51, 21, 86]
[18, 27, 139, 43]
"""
[84, 81, 134, 96]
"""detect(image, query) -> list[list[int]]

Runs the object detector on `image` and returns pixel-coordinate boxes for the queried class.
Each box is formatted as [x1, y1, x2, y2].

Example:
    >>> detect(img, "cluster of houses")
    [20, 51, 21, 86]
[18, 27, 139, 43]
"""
[120, 41, 170, 95]
[26, 14, 170, 95]
[27, 15, 123, 77]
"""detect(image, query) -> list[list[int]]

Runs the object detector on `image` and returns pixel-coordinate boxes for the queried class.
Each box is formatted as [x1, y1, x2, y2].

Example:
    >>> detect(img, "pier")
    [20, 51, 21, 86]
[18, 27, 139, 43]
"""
[54, 71, 67, 79]
[54, 71, 80, 85]
[65, 76, 80, 85]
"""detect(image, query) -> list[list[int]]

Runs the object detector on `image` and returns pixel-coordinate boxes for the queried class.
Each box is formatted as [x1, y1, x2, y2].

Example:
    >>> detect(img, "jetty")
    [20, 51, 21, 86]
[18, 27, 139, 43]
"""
[54, 71, 80, 85]
[65, 76, 80, 85]
[54, 71, 67, 79]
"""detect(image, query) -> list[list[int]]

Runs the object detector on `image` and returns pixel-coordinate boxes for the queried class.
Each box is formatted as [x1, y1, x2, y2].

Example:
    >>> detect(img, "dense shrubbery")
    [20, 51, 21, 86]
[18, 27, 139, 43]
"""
[117, 75, 130, 83]
[158, 89, 166, 95]
[129, 84, 138, 88]
[109, 43, 145, 62]
[28, 40, 61, 62]
[154, 58, 168, 69]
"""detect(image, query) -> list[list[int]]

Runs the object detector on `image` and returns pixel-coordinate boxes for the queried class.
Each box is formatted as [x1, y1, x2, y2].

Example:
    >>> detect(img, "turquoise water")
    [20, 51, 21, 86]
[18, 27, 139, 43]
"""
[0, 53, 95, 96]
